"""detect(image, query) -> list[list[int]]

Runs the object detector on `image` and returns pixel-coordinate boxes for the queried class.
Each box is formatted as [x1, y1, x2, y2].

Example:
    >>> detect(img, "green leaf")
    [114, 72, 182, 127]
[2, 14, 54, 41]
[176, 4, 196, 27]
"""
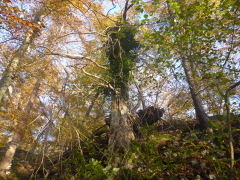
[105, 165, 111, 170]
[128, 159, 133, 163]
[113, 168, 120, 172]
[71, 150, 78, 156]
[186, 149, 191, 155]
[148, 125, 154, 130]
[135, 6, 141, 11]
[178, 148, 185, 153]
[215, 72, 223, 78]
[141, 19, 146, 24]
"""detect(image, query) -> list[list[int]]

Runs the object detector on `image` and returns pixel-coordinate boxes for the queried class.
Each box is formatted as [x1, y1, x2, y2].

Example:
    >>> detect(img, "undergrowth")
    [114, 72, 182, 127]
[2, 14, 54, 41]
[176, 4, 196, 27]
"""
[60, 121, 240, 180]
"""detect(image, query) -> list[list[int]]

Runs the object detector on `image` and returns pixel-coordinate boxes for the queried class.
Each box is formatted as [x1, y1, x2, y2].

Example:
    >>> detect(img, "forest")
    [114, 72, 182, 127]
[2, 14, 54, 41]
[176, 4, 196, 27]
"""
[0, 0, 240, 179]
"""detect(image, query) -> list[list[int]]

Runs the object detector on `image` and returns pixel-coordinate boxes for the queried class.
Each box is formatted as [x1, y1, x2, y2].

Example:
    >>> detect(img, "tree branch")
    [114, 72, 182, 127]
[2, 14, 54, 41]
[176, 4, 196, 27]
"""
[47, 50, 107, 69]
[228, 80, 240, 93]
[81, 67, 118, 94]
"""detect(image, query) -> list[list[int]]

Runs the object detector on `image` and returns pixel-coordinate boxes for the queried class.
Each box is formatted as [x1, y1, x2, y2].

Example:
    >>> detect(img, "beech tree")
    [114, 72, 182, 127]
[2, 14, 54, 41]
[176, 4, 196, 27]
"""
[0, 77, 41, 175]
[105, 11, 141, 155]
[135, 0, 240, 129]
[0, 0, 239, 178]
[0, 1, 49, 174]
[0, 3, 47, 102]
[0, 0, 85, 174]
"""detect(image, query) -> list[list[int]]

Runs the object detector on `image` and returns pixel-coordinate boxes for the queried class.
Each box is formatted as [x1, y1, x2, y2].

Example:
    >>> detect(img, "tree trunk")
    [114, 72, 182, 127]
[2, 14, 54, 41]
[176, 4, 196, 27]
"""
[81, 92, 100, 131]
[225, 92, 234, 179]
[166, 0, 209, 128]
[0, 79, 41, 175]
[134, 81, 146, 110]
[224, 81, 240, 179]
[0, 4, 46, 102]
[182, 59, 209, 128]
[28, 117, 53, 161]
[108, 90, 135, 152]
[40, 115, 53, 156]
[0, 130, 21, 176]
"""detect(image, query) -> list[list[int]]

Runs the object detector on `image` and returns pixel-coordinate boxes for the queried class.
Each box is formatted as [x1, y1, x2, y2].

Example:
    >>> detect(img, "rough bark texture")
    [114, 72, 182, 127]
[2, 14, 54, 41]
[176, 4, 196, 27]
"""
[182, 59, 209, 128]
[0, 79, 41, 175]
[108, 91, 135, 152]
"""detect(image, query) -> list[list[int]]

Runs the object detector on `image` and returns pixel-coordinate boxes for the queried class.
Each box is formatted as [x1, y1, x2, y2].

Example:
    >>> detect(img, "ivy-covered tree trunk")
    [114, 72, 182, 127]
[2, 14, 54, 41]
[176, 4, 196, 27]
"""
[106, 22, 139, 151]
[103, 2, 140, 171]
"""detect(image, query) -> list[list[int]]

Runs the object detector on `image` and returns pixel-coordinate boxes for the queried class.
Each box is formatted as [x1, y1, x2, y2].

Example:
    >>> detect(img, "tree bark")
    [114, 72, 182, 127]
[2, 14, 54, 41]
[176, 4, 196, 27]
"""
[134, 81, 146, 110]
[29, 119, 53, 158]
[224, 81, 240, 179]
[166, 1, 209, 128]
[131, 91, 141, 115]
[225, 92, 234, 179]
[40, 113, 53, 156]
[0, 4, 46, 102]
[108, 90, 135, 152]
[182, 59, 209, 128]
[0, 79, 41, 175]
[81, 92, 100, 131]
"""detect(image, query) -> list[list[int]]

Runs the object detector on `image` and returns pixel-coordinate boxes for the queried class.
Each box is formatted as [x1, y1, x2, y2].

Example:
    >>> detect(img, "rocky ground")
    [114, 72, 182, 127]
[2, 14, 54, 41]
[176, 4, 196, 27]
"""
[0, 114, 240, 180]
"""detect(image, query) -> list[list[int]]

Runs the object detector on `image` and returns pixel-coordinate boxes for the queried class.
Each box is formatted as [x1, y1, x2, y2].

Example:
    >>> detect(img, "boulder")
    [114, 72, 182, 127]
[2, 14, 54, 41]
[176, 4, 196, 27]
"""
[133, 106, 165, 137]
[105, 106, 165, 138]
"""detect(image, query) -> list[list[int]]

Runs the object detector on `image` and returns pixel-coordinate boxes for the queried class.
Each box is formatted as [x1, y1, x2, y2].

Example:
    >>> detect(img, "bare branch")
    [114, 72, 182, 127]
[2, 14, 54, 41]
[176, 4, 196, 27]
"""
[122, 0, 134, 21]
[81, 67, 118, 94]
[228, 80, 240, 92]
[42, 47, 107, 69]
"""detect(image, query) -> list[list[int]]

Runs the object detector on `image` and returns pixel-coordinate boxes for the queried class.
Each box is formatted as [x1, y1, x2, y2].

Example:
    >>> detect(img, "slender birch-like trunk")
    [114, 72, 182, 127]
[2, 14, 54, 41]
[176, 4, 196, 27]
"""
[40, 110, 53, 156]
[0, 5, 47, 102]
[223, 81, 240, 179]
[81, 92, 100, 131]
[28, 116, 53, 161]
[0, 79, 41, 175]
[135, 82, 146, 110]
